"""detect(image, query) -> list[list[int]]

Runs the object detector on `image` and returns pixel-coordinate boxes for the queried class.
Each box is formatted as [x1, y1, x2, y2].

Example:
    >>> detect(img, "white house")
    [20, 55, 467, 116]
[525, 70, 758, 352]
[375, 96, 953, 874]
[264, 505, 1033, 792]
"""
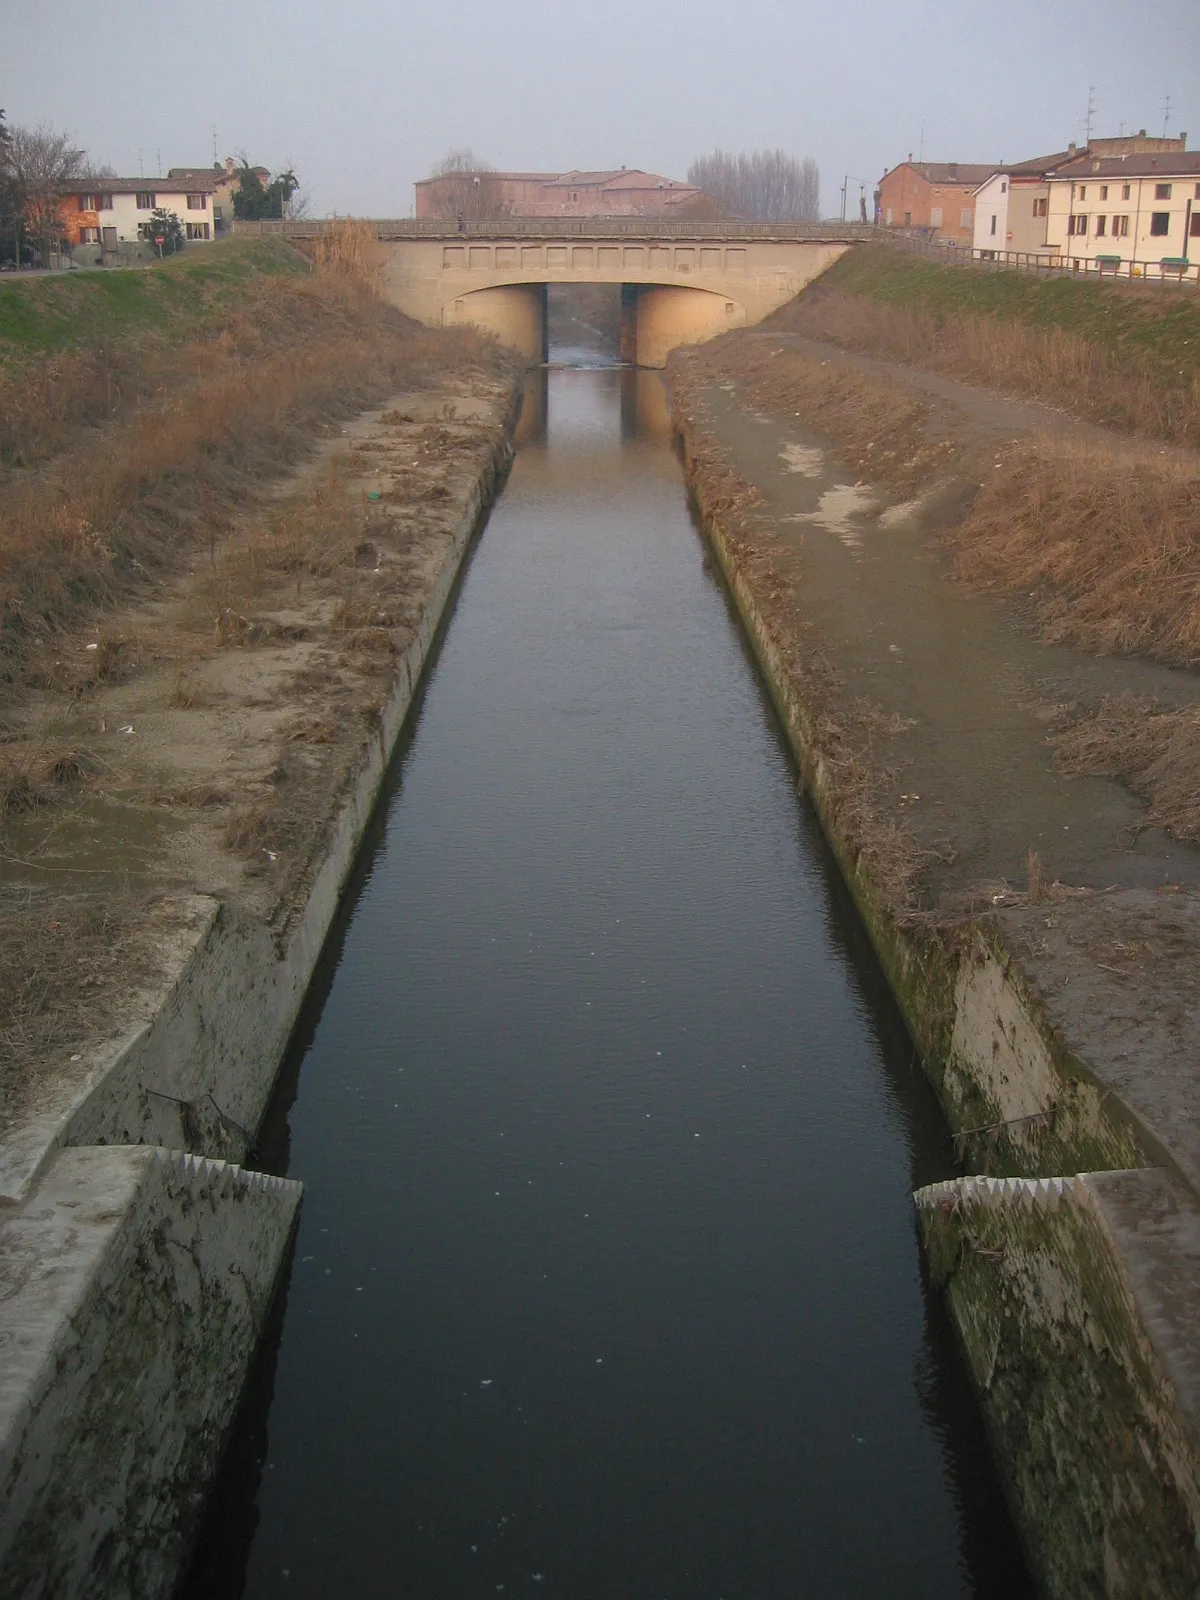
[971, 150, 1078, 256]
[70, 174, 220, 248]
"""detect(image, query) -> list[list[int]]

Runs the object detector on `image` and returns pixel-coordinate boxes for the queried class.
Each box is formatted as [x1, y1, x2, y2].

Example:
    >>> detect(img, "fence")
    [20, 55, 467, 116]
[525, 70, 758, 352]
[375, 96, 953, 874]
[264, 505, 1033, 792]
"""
[884, 229, 1198, 287]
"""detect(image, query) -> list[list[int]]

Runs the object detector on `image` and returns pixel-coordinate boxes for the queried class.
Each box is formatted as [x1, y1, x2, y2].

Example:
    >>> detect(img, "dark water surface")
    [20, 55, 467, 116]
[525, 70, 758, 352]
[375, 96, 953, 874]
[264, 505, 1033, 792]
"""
[185, 361, 1031, 1599]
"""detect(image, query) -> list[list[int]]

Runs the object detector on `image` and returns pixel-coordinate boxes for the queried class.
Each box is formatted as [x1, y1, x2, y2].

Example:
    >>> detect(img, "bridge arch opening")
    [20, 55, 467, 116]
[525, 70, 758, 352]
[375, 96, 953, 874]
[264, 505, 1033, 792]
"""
[443, 280, 745, 368]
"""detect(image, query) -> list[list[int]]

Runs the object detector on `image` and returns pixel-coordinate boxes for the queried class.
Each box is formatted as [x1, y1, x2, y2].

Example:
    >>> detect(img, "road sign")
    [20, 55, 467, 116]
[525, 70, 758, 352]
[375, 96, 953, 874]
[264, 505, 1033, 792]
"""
[154, 235, 165, 246]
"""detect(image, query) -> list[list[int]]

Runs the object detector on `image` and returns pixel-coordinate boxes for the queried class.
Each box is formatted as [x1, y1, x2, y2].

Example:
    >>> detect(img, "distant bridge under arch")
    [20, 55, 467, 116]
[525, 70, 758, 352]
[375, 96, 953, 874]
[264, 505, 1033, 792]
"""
[256, 219, 878, 367]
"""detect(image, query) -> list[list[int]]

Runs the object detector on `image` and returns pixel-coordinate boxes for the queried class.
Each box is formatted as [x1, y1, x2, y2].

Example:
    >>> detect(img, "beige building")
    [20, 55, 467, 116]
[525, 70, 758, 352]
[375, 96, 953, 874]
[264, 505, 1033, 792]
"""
[1046, 149, 1200, 276]
[415, 168, 701, 220]
[167, 158, 271, 234]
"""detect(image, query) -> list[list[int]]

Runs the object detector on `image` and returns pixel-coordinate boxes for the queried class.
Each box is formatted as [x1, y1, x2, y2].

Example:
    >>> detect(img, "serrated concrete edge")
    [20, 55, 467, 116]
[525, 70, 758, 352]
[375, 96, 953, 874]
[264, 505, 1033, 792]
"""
[0, 1146, 302, 1599]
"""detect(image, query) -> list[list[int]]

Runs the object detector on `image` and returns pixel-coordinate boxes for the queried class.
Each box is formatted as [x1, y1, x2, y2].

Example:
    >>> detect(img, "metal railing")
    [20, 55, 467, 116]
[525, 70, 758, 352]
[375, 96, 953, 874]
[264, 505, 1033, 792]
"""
[233, 217, 880, 244]
[883, 229, 1198, 287]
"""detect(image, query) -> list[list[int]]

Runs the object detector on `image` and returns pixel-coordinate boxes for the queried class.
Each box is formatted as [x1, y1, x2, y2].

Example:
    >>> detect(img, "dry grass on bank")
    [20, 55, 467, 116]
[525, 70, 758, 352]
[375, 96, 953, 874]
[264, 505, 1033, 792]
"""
[1054, 696, 1200, 843]
[0, 258, 509, 686]
[0, 886, 159, 1129]
[949, 442, 1200, 667]
[772, 266, 1200, 448]
[695, 335, 957, 492]
[686, 336, 1200, 672]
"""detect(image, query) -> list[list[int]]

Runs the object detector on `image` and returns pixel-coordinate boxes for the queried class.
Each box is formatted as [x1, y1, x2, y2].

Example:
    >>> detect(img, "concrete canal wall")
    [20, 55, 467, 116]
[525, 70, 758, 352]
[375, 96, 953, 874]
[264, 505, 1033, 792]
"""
[672, 394, 1200, 1596]
[0, 396, 520, 1597]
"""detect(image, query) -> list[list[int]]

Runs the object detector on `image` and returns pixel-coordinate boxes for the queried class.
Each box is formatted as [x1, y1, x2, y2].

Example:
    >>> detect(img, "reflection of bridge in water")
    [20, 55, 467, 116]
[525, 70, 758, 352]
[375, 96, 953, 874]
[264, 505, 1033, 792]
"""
[261, 219, 878, 367]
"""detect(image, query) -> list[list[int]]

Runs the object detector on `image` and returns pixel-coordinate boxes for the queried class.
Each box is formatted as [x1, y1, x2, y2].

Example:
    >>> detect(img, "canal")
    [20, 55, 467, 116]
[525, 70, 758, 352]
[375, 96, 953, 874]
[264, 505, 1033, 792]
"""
[184, 341, 1031, 1597]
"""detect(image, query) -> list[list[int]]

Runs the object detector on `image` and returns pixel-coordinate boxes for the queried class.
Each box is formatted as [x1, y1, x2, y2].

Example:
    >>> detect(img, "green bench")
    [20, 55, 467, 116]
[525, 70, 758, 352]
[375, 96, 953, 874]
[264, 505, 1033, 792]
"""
[1095, 254, 1122, 275]
[1160, 256, 1191, 282]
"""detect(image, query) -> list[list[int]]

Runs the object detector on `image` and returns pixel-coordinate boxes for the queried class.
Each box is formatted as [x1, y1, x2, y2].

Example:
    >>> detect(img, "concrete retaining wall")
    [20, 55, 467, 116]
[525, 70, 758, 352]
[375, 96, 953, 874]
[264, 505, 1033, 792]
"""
[673, 410, 1200, 1592]
[0, 397, 520, 1596]
[0, 1148, 302, 1599]
[915, 1169, 1200, 1596]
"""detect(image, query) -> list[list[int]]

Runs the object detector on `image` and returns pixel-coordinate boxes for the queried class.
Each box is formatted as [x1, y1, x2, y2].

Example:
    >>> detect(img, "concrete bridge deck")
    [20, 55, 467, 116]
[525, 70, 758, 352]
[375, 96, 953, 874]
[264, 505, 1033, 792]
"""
[247, 218, 877, 365]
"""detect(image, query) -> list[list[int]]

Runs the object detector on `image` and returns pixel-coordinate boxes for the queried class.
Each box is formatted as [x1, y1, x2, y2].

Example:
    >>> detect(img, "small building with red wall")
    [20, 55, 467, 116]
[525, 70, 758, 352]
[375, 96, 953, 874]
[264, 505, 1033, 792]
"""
[877, 160, 999, 246]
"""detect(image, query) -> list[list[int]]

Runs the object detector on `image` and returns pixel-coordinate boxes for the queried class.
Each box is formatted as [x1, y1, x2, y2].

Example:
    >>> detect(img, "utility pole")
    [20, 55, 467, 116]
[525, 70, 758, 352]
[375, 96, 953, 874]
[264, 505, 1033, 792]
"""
[840, 174, 848, 222]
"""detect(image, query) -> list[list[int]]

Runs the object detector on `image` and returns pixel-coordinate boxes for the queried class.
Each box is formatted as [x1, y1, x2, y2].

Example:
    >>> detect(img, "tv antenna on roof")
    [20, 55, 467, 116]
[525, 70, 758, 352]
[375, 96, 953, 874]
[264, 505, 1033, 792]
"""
[1162, 93, 1173, 137]
[1084, 85, 1097, 144]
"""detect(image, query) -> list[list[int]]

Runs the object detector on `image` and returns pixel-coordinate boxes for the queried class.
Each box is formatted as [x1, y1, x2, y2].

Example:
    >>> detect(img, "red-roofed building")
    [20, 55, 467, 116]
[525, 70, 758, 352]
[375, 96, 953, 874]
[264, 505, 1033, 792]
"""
[414, 168, 702, 220]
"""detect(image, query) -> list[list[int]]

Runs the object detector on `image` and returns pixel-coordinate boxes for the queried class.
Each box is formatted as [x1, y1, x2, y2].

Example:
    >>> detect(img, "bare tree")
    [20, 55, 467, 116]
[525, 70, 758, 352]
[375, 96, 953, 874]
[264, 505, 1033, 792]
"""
[6, 121, 87, 264]
[687, 149, 820, 222]
[426, 147, 510, 221]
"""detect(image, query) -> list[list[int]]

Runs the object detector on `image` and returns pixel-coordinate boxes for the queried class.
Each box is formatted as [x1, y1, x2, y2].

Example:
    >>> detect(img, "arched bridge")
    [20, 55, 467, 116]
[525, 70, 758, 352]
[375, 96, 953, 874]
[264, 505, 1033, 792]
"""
[249, 219, 878, 366]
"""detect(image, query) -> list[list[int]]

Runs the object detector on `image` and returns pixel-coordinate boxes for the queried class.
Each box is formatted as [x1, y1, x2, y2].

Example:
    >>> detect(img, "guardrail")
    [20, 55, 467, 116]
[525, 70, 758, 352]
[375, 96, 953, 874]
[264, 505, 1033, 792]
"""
[884, 230, 1198, 287]
[233, 217, 881, 244]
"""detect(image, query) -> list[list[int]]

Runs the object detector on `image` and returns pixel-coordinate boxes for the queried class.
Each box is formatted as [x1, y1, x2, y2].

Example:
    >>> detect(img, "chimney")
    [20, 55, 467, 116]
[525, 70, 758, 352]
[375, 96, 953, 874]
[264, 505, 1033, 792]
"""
[1181, 133, 1188, 149]
[1138, 128, 1146, 137]
[1067, 141, 1076, 155]
[908, 151, 913, 163]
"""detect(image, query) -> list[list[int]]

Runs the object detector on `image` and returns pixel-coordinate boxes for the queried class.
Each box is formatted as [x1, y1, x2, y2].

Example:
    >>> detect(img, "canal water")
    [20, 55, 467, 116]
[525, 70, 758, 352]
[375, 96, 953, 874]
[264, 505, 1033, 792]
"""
[184, 349, 1031, 1598]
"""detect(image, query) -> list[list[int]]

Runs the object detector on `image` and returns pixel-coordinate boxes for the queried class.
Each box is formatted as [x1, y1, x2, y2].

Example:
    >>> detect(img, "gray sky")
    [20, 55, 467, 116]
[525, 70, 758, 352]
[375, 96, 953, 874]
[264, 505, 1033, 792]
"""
[5, 0, 1199, 217]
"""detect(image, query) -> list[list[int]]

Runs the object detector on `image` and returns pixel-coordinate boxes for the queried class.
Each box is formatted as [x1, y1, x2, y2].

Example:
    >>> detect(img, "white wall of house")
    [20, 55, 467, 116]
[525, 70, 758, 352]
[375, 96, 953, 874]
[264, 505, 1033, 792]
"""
[95, 188, 214, 243]
[972, 174, 1010, 252]
[1046, 174, 1200, 275]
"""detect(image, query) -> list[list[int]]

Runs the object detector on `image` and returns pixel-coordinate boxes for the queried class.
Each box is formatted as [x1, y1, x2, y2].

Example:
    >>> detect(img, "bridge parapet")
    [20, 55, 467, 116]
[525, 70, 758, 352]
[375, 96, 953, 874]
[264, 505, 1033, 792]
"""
[234, 217, 879, 245]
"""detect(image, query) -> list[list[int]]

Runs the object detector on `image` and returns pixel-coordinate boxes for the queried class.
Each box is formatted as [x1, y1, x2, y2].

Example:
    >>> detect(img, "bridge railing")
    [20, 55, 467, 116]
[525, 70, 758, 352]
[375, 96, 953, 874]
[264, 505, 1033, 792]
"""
[233, 217, 881, 243]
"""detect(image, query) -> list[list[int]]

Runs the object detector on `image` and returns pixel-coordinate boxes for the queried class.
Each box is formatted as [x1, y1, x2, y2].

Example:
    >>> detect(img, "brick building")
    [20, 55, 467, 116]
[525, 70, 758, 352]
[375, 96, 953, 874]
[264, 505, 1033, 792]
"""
[877, 160, 998, 246]
[415, 168, 702, 220]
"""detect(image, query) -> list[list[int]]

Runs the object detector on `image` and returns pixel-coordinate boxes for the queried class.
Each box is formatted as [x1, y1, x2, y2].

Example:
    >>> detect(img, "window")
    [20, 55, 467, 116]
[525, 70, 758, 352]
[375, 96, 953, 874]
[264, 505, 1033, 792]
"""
[930, 205, 943, 228]
[1150, 212, 1170, 236]
[1078, 185, 1086, 200]
[1195, 183, 1200, 200]
[1069, 214, 1088, 236]
[1099, 185, 1108, 200]
[1155, 183, 1172, 200]
[1122, 184, 1131, 200]
[1000, 181, 1008, 193]
[1114, 215, 1130, 237]
[135, 191, 155, 209]
[1033, 196, 1048, 217]
[1191, 213, 1200, 238]
[1095, 215, 1106, 236]
[960, 208, 971, 227]
[570, 191, 578, 202]
[79, 192, 112, 212]
[79, 227, 99, 243]
[186, 193, 207, 211]
[904, 211, 911, 227]
[990, 214, 997, 235]
[185, 221, 211, 240]
[885, 207, 893, 226]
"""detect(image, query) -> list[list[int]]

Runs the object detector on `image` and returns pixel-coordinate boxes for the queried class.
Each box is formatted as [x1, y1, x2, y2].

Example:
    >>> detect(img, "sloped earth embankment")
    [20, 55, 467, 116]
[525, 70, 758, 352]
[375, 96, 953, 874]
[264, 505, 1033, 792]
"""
[668, 332, 1200, 1596]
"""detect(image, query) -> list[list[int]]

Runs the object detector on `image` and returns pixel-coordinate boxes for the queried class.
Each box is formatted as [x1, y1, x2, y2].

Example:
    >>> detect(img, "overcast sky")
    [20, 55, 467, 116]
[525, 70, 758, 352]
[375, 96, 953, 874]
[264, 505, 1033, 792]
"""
[5, 0, 1199, 217]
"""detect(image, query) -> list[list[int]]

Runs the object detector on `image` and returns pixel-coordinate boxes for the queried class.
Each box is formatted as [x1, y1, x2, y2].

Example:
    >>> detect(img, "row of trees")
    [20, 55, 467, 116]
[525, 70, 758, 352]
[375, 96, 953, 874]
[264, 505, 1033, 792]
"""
[686, 150, 820, 222]
[0, 111, 91, 266]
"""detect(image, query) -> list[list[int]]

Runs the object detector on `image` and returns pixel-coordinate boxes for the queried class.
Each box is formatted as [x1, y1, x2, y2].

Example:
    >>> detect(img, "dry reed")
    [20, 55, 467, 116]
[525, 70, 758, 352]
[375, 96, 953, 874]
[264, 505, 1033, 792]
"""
[770, 285, 1200, 448]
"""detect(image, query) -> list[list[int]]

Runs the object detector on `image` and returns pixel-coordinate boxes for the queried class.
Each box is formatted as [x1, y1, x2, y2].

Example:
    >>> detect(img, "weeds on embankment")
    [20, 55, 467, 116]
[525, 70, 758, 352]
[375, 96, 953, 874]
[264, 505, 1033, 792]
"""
[690, 335, 1200, 672]
[1054, 696, 1200, 844]
[770, 247, 1200, 447]
[949, 442, 1200, 668]
[0, 229, 509, 684]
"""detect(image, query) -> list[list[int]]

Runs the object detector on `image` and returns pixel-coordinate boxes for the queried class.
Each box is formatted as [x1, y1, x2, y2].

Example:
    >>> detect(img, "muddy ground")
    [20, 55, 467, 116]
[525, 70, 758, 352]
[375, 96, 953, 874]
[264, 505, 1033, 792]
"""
[670, 330, 1200, 1187]
[0, 369, 518, 1142]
